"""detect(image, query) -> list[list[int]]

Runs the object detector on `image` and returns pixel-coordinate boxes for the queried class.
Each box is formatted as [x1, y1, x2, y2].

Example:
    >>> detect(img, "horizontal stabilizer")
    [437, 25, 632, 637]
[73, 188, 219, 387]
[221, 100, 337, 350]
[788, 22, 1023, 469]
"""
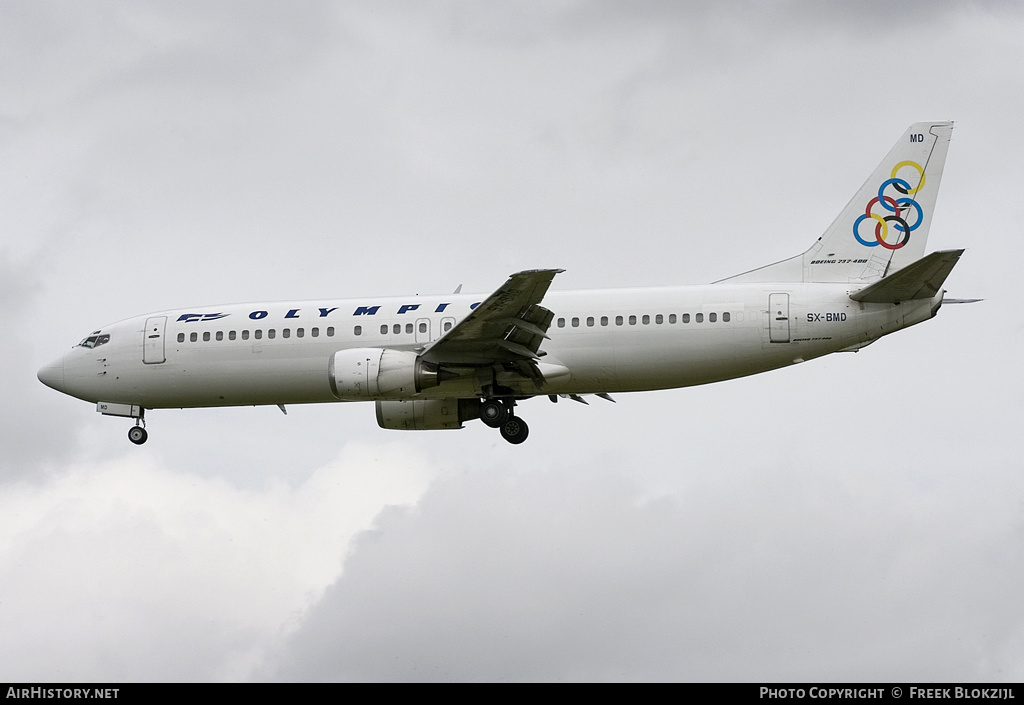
[850, 249, 964, 303]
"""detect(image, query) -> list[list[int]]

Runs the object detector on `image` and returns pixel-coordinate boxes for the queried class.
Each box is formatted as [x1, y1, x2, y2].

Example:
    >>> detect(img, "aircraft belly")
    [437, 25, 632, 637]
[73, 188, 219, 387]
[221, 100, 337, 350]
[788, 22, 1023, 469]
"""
[548, 346, 617, 389]
[552, 325, 768, 393]
[137, 353, 336, 408]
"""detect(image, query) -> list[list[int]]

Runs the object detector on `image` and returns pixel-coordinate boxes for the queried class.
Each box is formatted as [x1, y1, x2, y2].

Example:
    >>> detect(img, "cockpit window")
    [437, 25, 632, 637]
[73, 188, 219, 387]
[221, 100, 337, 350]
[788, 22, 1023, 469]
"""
[78, 333, 111, 349]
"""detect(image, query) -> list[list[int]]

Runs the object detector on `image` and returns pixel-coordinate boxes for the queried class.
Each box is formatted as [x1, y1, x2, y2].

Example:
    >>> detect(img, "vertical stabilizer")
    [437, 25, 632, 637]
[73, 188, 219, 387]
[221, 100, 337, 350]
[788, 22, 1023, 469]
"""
[722, 122, 953, 284]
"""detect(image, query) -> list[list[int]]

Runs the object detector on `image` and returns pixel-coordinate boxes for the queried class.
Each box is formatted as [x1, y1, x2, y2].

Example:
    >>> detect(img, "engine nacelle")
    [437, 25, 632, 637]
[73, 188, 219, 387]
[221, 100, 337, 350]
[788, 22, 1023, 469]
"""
[329, 348, 440, 399]
[375, 398, 481, 430]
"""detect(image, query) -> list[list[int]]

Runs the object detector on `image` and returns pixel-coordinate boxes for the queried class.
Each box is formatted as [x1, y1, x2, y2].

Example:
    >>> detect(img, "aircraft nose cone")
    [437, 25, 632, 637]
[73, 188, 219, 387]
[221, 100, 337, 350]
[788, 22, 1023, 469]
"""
[37, 357, 65, 393]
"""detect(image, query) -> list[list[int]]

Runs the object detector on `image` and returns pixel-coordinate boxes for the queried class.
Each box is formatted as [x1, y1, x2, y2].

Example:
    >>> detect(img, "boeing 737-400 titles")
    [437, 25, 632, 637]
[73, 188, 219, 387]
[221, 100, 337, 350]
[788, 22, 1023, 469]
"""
[38, 122, 972, 444]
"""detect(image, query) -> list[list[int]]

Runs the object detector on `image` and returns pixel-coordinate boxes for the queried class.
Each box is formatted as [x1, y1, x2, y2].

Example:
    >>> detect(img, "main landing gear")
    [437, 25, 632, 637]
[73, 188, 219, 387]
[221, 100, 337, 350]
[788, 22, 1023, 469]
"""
[498, 415, 528, 445]
[479, 398, 529, 445]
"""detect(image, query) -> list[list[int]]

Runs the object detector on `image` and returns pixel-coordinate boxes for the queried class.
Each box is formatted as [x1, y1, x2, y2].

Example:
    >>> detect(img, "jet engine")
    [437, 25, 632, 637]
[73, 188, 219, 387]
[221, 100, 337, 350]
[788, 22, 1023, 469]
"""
[375, 398, 481, 430]
[329, 348, 442, 399]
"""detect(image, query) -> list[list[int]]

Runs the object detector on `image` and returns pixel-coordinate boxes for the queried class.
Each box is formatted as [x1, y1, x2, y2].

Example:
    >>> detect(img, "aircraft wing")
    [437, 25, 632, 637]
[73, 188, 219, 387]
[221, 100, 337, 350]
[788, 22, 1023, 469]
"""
[421, 268, 563, 368]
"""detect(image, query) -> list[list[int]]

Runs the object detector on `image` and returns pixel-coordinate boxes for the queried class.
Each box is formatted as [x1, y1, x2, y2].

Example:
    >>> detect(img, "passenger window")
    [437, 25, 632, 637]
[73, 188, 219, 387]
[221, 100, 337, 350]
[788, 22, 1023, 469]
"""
[311, 328, 319, 338]
[656, 314, 663, 324]
[268, 329, 276, 339]
[393, 324, 400, 334]
[616, 316, 623, 326]
[601, 316, 608, 326]
[190, 332, 198, 342]
[629, 315, 637, 325]
[419, 322, 427, 333]
[557, 318, 565, 328]
[381, 325, 388, 335]
[255, 330, 263, 340]
[203, 332, 210, 342]
[216, 331, 224, 341]
[283, 329, 290, 338]
[405, 323, 413, 334]
[354, 326, 362, 336]
[177, 333, 185, 343]
[444, 321, 453, 332]
[327, 327, 335, 337]
[229, 331, 237, 340]
[696, 313, 704, 323]
[587, 317, 595, 327]
[296, 328, 304, 338]
[642, 315, 650, 325]
[723, 312, 731, 322]
[242, 330, 250, 340]
[571, 317, 579, 327]
[669, 314, 677, 324]
[682, 313, 690, 323]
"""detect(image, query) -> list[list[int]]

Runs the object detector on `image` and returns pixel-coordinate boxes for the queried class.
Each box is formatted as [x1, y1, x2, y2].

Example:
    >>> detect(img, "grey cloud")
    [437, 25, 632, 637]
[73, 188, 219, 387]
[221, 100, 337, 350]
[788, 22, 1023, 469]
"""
[0, 442, 436, 681]
[267, 464, 1024, 681]
[0, 251, 83, 481]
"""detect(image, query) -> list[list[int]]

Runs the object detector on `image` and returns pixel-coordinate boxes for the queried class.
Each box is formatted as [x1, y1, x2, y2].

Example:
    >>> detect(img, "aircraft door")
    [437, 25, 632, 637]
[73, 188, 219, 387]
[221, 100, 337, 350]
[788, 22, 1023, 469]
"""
[143, 316, 167, 364]
[768, 293, 790, 343]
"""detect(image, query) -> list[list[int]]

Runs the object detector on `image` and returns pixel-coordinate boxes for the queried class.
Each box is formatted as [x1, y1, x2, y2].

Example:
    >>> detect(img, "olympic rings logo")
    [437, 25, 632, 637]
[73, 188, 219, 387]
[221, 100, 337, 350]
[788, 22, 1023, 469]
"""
[852, 161, 925, 250]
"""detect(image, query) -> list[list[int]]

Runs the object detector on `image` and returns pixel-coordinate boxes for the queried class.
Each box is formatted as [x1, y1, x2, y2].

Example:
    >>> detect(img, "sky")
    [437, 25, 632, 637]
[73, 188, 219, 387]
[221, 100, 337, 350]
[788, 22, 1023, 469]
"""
[2, 0, 1023, 682]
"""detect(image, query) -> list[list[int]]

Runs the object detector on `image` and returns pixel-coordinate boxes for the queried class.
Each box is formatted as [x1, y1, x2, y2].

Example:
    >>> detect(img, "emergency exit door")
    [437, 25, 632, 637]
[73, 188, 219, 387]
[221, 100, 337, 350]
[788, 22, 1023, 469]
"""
[415, 318, 432, 343]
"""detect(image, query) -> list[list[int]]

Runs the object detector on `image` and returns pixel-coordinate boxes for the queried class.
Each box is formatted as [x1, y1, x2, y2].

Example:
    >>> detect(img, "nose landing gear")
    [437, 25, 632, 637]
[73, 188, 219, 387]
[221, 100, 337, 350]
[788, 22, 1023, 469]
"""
[128, 424, 148, 445]
[127, 413, 148, 445]
[96, 402, 149, 445]
[126, 408, 147, 446]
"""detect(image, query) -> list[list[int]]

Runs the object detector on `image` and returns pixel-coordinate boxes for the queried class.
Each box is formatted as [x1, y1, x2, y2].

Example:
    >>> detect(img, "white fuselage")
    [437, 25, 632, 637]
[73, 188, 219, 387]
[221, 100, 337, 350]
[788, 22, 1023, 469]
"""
[35, 122, 961, 446]
[40, 282, 941, 410]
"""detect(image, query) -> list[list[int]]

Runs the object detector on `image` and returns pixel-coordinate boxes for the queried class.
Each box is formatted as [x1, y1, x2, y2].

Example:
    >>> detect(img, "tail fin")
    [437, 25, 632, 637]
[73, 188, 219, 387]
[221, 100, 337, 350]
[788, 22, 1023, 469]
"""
[722, 122, 953, 284]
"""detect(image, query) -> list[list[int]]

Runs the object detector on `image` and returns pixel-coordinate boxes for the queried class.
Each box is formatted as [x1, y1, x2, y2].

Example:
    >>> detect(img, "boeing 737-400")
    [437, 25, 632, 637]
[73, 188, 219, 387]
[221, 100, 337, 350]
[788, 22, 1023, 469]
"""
[38, 122, 971, 444]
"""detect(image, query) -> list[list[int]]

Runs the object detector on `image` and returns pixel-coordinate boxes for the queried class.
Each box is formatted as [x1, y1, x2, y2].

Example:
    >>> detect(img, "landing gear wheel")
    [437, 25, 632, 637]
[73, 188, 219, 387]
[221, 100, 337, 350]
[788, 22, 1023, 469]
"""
[499, 416, 529, 445]
[128, 426, 148, 445]
[480, 399, 509, 428]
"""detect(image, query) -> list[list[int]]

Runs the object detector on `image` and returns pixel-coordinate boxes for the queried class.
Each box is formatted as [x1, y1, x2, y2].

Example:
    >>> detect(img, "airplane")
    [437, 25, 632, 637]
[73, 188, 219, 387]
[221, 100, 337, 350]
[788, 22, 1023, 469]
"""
[38, 122, 973, 445]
